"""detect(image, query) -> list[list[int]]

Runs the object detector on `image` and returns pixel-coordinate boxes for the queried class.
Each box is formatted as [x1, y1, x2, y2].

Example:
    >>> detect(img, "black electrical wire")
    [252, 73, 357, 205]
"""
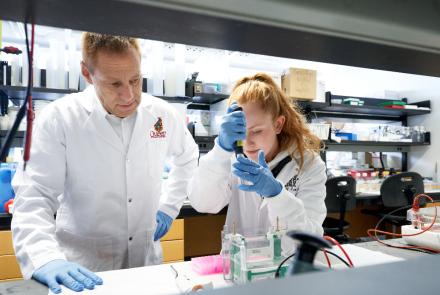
[274, 247, 354, 278]
[274, 252, 295, 278]
[276, 204, 433, 278]
[0, 22, 32, 162]
[324, 250, 351, 268]
[374, 204, 413, 235]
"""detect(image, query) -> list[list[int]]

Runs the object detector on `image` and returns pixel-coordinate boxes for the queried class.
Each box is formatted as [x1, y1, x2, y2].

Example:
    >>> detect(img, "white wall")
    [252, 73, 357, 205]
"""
[403, 81, 440, 180]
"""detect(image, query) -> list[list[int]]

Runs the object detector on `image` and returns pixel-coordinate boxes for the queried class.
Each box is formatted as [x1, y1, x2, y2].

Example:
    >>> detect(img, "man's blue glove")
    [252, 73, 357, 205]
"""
[154, 210, 173, 241]
[217, 103, 246, 152]
[32, 259, 103, 294]
[232, 150, 283, 197]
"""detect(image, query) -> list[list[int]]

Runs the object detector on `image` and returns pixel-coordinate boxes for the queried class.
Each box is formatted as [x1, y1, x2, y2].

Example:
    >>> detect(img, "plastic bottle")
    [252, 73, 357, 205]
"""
[0, 165, 15, 213]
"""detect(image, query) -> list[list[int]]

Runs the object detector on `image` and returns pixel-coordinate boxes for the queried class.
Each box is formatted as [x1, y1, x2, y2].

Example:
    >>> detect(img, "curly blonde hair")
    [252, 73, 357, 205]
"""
[228, 72, 322, 169]
[81, 32, 141, 70]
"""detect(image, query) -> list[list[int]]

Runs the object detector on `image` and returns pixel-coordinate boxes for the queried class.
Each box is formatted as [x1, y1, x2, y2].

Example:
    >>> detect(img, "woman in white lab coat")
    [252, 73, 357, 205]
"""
[189, 73, 326, 253]
[11, 33, 198, 293]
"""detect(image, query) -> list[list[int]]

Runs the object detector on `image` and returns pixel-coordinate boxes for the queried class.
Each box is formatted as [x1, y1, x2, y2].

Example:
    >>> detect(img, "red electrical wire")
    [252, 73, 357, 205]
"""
[366, 194, 440, 253]
[322, 249, 332, 268]
[324, 235, 354, 267]
[23, 23, 35, 167]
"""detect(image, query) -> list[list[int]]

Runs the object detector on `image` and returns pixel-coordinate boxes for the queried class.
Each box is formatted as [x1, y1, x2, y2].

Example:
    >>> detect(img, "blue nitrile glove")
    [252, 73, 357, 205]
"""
[32, 259, 103, 294]
[217, 103, 246, 152]
[154, 210, 173, 241]
[232, 150, 283, 197]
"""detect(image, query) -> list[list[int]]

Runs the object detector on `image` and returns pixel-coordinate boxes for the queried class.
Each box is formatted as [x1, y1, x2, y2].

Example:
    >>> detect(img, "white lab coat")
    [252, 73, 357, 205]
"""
[189, 141, 327, 253]
[11, 86, 198, 279]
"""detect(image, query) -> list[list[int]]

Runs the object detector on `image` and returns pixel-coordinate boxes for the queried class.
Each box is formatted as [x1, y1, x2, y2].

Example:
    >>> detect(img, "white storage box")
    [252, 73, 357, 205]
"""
[309, 123, 330, 140]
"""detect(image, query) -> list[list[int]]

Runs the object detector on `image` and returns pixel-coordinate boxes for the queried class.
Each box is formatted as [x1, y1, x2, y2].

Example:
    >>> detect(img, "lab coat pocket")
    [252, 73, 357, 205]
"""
[56, 229, 115, 272]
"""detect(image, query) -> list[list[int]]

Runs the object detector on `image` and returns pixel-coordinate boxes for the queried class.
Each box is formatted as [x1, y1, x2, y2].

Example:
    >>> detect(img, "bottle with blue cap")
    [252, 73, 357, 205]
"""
[0, 163, 15, 213]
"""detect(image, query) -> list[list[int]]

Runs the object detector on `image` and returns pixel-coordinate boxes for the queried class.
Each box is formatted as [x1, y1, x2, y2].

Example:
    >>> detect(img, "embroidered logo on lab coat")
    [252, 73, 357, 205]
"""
[285, 175, 299, 193]
[150, 117, 167, 138]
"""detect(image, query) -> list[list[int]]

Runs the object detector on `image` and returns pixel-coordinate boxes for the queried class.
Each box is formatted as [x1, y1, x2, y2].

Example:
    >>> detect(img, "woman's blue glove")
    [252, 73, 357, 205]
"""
[32, 259, 103, 294]
[154, 210, 173, 241]
[217, 103, 246, 152]
[232, 150, 283, 197]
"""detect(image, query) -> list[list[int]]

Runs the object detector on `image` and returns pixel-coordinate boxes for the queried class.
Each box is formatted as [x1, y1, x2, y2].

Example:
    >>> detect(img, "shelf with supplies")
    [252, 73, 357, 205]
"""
[0, 86, 229, 106]
[323, 138, 430, 153]
[297, 92, 431, 121]
[0, 85, 78, 101]
[193, 136, 432, 155]
[297, 92, 432, 172]
[158, 93, 228, 110]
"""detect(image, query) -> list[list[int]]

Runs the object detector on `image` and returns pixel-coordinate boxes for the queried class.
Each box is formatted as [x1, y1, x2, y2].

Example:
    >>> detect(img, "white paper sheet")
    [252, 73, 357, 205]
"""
[315, 244, 404, 269]
[49, 262, 230, 295]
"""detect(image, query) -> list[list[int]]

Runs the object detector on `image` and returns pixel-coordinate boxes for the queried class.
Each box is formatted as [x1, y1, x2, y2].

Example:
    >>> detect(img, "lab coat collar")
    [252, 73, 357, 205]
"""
[79, 86, 96, 114]
[79, 87, 159, 154]
[267, 150, 291, 170]
[80, 86, 126, 153]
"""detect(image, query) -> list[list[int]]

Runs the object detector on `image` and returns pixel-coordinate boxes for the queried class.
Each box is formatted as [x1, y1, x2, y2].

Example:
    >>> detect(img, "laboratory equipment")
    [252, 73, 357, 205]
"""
[286, 231, 331, 275]
[185, 72, 229, 97]
[221, 225, 290, 284]
[232, 106, 244, 156]
[0, 164, 15, 213]
[233, 151, 283, 197]
[217, 103, 245, 152]
[191, 254, 223, 275]
[402, 205, 440, 250]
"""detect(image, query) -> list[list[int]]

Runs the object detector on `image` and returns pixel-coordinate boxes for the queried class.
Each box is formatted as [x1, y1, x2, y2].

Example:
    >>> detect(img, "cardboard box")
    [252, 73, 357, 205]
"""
[281, 68, 317, 100]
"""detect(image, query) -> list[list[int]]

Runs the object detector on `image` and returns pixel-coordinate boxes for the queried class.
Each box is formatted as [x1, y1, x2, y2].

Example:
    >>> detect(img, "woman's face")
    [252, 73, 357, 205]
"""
[241, 102, 285, 163]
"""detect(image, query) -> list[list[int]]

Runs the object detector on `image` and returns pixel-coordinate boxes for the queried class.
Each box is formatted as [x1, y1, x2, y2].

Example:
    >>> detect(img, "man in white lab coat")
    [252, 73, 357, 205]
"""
[11, 33, 198, 293]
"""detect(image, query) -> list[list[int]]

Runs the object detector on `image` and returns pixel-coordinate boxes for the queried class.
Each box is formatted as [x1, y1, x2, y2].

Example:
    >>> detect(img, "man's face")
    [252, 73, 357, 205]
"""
[82, 47, 142, 118]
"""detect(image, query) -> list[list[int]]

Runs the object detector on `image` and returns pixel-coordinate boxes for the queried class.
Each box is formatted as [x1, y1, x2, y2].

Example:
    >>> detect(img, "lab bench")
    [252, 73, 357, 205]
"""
[0, 219, 185, 284]
[0, 220, 186, 282]
[0, 238, 433, 295]
[0, 203, 227, 282]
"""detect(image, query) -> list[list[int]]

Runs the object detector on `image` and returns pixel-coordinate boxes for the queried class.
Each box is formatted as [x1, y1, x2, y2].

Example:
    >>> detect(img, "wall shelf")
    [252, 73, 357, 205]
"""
[323, 139, 430, 152]
[159, 93, 228, 110]
[0, 85, 78, 101]
[297, 92, 431, 121]
[297, 92, 432, 171]
[0, 130, 25, 138]
[157, 96, 193, 104]
[191, 93, 229, 104]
